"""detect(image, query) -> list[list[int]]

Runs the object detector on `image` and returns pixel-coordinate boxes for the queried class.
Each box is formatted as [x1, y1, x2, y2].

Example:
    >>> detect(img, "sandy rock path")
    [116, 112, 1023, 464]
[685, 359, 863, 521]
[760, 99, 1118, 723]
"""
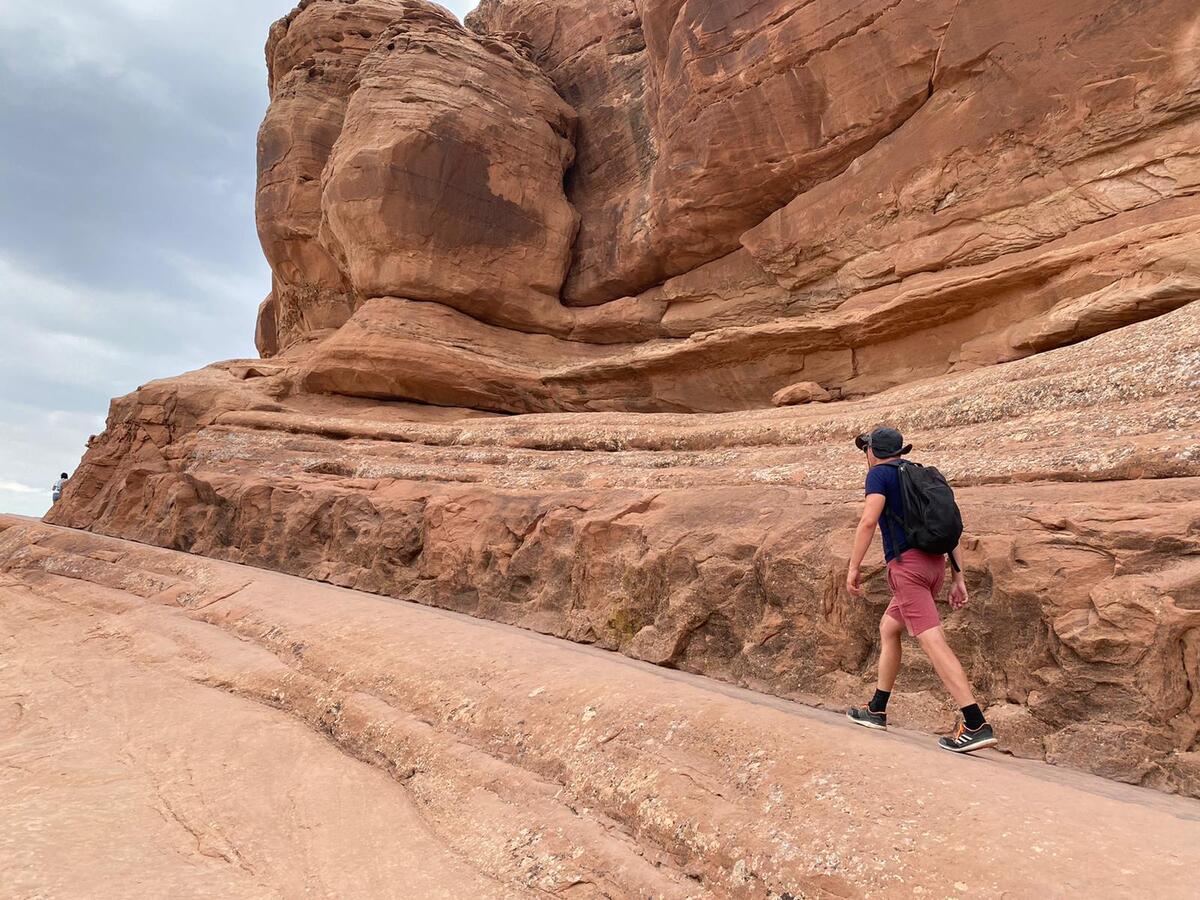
[0, 538, 511, 898]
[1, 517, 1197, 899]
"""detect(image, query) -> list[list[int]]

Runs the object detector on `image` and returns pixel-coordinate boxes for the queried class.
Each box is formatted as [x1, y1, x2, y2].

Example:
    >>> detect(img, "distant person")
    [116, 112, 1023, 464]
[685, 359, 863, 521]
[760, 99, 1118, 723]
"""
[844, 428, 997, 754]
[52, 472, 69, 504]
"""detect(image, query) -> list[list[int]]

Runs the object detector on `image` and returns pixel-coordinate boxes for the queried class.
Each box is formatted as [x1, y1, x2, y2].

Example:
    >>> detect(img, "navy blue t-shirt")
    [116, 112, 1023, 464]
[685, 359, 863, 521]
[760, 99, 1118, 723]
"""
[865, 462, 909, 562]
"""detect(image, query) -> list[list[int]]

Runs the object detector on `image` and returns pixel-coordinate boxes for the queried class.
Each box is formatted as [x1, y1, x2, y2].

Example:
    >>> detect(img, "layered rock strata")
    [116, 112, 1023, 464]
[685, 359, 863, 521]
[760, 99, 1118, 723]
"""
[469, 0, 961, 305]
[48, 302, 1200, 796]
[257, 0, 1200, 413]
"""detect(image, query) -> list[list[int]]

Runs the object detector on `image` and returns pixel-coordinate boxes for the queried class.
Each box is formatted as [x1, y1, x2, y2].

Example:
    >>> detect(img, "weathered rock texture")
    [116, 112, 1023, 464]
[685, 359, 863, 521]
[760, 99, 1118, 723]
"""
[319, 6, 580, 331]
[4, 518, 1199, 898]
[256, 0, 415, 353]
[44, 0, 1200, 801]
[252, 0, 1200, 414]
[470, 0, 960, 305]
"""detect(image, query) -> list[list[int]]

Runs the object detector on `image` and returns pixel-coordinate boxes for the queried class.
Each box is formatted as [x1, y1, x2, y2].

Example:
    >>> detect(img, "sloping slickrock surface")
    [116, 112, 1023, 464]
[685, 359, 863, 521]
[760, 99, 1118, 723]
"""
[47, 302, 1200, 796]
[3, 518, 1198, 898]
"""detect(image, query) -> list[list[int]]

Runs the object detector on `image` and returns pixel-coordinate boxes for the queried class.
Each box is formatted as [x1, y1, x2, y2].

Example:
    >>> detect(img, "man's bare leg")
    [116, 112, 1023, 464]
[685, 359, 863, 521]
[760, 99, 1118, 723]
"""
[878, 613, 903, 692]
[915, 625, 976, 708]
[848, 614, 905, 730]
[920, 625, 998, 751]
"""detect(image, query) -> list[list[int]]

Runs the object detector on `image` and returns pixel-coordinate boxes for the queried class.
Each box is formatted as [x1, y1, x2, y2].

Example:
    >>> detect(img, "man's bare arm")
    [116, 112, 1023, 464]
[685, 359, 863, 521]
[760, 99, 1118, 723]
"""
[846, 494, 886, 597]
[948, 546, 969, 609]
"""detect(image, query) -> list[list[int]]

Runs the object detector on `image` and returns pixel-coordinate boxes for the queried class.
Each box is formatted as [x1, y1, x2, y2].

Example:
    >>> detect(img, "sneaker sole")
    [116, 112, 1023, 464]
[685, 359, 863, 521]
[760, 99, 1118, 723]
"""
[938, 737, 999, 754]
[846, 711, 887, 731]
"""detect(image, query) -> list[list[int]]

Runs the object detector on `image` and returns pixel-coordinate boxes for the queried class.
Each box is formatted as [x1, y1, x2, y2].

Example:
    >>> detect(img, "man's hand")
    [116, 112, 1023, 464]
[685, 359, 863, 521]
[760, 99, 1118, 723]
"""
[949, 575, 969, 610]
[846, 567, 864, 598]
[846, 495, 885, 599]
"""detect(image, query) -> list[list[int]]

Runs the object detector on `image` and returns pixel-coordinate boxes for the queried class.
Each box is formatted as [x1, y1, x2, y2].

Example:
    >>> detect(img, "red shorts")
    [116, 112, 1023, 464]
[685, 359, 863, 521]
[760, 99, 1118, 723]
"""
[885, 549, 946, 636]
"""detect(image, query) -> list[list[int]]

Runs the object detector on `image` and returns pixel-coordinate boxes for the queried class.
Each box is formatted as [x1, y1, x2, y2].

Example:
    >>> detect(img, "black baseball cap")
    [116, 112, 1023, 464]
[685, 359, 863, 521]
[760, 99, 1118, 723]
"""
[854, 427, 912, 458]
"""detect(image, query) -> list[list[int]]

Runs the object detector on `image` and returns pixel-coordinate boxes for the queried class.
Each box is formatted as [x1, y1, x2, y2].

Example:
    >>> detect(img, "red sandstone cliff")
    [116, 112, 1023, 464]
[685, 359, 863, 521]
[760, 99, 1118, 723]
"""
[47, 0, 1200, 796]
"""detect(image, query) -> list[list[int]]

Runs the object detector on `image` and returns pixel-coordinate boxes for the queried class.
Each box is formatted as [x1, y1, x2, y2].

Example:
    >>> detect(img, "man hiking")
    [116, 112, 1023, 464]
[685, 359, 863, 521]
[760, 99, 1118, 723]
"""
[844, 427, 997, 753]
[51, 472, 69, 504]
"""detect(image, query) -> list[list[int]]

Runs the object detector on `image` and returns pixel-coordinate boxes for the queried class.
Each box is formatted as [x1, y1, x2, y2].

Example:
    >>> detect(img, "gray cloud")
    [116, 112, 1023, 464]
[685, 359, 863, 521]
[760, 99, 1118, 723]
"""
[0, 1, 477, 516]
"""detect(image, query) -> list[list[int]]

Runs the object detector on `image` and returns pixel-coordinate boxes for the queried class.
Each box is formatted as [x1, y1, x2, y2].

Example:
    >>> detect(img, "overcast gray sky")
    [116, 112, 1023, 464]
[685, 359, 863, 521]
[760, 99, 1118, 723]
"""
[0, 1, 475, 517]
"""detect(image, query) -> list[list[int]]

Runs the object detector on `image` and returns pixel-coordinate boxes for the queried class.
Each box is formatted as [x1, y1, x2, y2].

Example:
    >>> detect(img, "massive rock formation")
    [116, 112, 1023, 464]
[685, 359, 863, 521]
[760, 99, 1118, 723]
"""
[256, 0, 413, 354]
[469, 0, 961, 305]
[319, 6, 580, 331]
[252, 0, 1200, 415]
[43, 0, 1200, 799]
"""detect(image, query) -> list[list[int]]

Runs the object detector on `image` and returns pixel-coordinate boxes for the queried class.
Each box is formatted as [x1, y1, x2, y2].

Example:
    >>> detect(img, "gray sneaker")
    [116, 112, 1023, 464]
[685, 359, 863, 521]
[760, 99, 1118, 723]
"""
[938, 721, 998, 753]
[847, 705, 887, 731]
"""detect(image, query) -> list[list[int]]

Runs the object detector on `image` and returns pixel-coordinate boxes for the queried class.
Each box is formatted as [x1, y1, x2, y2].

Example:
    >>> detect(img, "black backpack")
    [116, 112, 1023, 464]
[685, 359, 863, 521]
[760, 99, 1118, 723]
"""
[883, 460, 964, 568]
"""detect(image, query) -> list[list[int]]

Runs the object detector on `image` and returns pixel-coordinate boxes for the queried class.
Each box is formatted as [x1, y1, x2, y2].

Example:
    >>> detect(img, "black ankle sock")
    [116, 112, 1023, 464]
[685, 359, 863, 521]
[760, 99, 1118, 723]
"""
[869, 689, 891, 714]
[962, 703, 985, 730]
